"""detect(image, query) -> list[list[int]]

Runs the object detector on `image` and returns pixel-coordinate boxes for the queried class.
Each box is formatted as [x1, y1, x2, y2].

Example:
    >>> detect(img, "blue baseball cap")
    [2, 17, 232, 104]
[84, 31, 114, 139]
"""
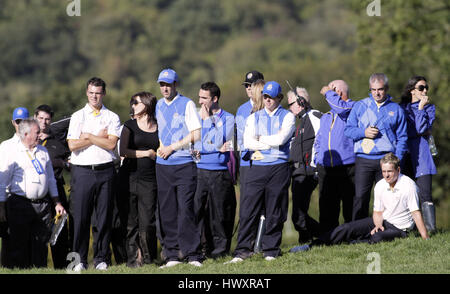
[262, 81, 282, 98]
[157, 68, 179, 84]
[12, 107, 29, 120]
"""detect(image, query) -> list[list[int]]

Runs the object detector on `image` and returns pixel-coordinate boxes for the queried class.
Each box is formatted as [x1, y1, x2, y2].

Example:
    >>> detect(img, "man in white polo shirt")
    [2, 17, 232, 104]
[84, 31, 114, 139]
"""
[66, 77, 121, 271]
[290, 152, 429, 252]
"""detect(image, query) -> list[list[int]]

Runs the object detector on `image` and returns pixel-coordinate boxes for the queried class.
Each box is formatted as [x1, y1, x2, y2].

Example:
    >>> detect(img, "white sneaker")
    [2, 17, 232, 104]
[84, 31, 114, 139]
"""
[224, 257, 244, 264]
[72, 263, 86, 272]
[188, 261, 202, 267]
[95, 262, 108, 270]
[264, 256, 276, 261]
[159, 260, 182, 269]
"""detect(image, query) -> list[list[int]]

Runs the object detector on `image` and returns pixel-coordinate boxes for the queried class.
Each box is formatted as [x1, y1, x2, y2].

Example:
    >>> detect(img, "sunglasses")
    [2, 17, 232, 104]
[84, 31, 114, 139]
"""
[288, 101, 297, 107]
[416, 85, 429, 92]
[130, 100, 142, 105]
[263, 95, 276, 100]
[244, 84, 251, 89]
[14, 119, 23, 124]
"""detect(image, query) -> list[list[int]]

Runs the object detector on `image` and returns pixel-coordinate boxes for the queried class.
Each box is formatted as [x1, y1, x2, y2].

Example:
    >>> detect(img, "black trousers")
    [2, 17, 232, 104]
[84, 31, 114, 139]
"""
[291, 173, 319, 242]
[92, 170, 128, 266]
[234, 163, 289, 258]
[126, 173, 158, 266]
[49, 177, 71, 269]
[156, 162, 201, 262]
[318, 164, 355, 233]
[318, 217, 408, 245]
[70, 165, 115, 266]
[194, 168, 236, 258]
[416, 175, 432, 204]
[6, 195, 53, 268]
[353, 157, 383, 220]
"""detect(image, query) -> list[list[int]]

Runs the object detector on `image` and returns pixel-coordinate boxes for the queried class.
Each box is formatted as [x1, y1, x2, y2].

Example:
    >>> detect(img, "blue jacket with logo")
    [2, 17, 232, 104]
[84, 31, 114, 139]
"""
[314, 90, 355, 167]
[344, 94, 408, 161]
[400, 102, 436, 177]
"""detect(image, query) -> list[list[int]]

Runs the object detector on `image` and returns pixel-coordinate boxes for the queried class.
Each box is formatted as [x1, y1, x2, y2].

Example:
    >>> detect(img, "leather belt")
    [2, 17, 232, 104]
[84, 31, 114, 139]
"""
[73, 162, 114, 171]
[11, 194, 48, 204]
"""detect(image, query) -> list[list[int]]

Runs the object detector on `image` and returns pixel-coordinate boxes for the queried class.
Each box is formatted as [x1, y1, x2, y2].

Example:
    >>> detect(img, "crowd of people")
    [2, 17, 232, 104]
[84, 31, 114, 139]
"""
[0, 69, 437, 270]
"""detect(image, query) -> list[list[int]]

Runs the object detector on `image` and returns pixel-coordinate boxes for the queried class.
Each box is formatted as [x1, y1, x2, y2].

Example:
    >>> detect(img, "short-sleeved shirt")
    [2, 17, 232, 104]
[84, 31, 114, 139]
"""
[67, 104, 121, 165]
[373, 174, 420, 231]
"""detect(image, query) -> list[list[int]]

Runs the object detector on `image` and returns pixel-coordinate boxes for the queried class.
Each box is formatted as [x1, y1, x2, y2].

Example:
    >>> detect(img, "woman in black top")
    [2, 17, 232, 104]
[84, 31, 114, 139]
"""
[120, 92, 159, 267]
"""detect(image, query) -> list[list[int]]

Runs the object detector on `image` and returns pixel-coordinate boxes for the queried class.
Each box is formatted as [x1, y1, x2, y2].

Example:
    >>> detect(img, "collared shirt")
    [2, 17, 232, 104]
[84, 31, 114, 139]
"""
[160, 94, 201, 132]
[67, 104, 121, 165]
[373, 174, 420, 231]
[0, 141, 58, 202]
[244, 105, 295, 151]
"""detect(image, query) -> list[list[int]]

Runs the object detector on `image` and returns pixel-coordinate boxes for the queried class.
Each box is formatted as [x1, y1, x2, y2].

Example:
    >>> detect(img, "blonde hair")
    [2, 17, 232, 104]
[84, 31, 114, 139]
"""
[380, 152, 400, 169]
[251, 79, 266, 113]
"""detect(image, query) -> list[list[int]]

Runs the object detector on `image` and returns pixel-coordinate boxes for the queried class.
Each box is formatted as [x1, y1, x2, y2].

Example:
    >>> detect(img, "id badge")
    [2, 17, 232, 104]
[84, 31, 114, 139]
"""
[31, 158, 44, 175]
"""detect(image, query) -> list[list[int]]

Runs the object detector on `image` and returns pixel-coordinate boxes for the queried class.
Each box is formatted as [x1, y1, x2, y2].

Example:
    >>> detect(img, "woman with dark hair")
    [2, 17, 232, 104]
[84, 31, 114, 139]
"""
[400, 76, 437, 233]
[119, 92, 160, 267]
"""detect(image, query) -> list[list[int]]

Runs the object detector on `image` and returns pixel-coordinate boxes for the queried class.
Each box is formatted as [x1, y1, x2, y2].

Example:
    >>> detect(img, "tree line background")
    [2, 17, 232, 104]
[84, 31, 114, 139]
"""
[0, 0, 448, 226]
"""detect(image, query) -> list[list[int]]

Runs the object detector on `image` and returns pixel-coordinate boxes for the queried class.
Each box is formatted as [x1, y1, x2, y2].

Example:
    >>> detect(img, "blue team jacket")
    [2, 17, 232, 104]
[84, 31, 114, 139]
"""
[344, 94, 408, 161]
[314, 90, 355, 167]
[400, 102, 437, 177]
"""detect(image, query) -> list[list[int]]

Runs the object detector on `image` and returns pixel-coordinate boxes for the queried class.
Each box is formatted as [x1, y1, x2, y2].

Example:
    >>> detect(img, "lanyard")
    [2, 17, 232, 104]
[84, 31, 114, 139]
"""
[26, 150, 44, 175]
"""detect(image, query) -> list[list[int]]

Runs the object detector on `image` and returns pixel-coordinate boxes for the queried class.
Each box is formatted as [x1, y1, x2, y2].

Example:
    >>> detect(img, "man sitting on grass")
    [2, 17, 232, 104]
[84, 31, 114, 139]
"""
[291, 152, 429, 252]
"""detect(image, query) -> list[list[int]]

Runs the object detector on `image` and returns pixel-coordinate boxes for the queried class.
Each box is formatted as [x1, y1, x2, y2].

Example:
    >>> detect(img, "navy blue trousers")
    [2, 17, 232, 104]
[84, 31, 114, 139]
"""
[156, 162, 202, 262]
[353, 157, 383, 220]
[234, 163, 289, 258]
[70, 165, 115, 266]
[319, 217, 408, 245]
[194, 168, 236, 258]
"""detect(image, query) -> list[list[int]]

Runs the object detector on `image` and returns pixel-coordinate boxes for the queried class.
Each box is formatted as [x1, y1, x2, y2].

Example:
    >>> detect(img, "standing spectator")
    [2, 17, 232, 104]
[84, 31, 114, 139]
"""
[155, 68, 203, 268]
[400, 76, 437, 233]
[315, 80, 355, 233]
[0, 107, 30, 267]
[120, 92, 159, 267]
[287, 87, 322, 243]
[194, 82, 236, 259]
[345, 73, 408, 220]
[0, 118, 65, 268]
[67, 77, 121, 271]
[235, 71, 265, 221]
[34, 104, 71, 269]
[227, 81, 295, 263]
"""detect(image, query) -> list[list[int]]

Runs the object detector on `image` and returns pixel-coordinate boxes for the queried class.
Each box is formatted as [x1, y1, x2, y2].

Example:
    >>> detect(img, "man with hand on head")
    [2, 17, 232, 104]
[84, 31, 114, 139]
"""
[314, 80, 355, 233]
[155, 68, 203, 268]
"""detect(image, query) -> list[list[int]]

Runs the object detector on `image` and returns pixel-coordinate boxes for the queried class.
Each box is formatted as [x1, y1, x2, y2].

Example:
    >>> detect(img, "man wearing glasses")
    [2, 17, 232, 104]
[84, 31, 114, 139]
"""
[286, 87, 322, 243]
[345, 73, 408, 220]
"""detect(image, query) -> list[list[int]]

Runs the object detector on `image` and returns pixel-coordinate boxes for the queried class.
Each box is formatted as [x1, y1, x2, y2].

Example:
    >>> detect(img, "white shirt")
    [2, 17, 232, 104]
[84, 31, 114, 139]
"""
[162, 94, 201, 132]
[0, 141, 58, 202]
[67, 104, 121, 165]
[373, 174, 420, 231]
[244, 106, 296, 150]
